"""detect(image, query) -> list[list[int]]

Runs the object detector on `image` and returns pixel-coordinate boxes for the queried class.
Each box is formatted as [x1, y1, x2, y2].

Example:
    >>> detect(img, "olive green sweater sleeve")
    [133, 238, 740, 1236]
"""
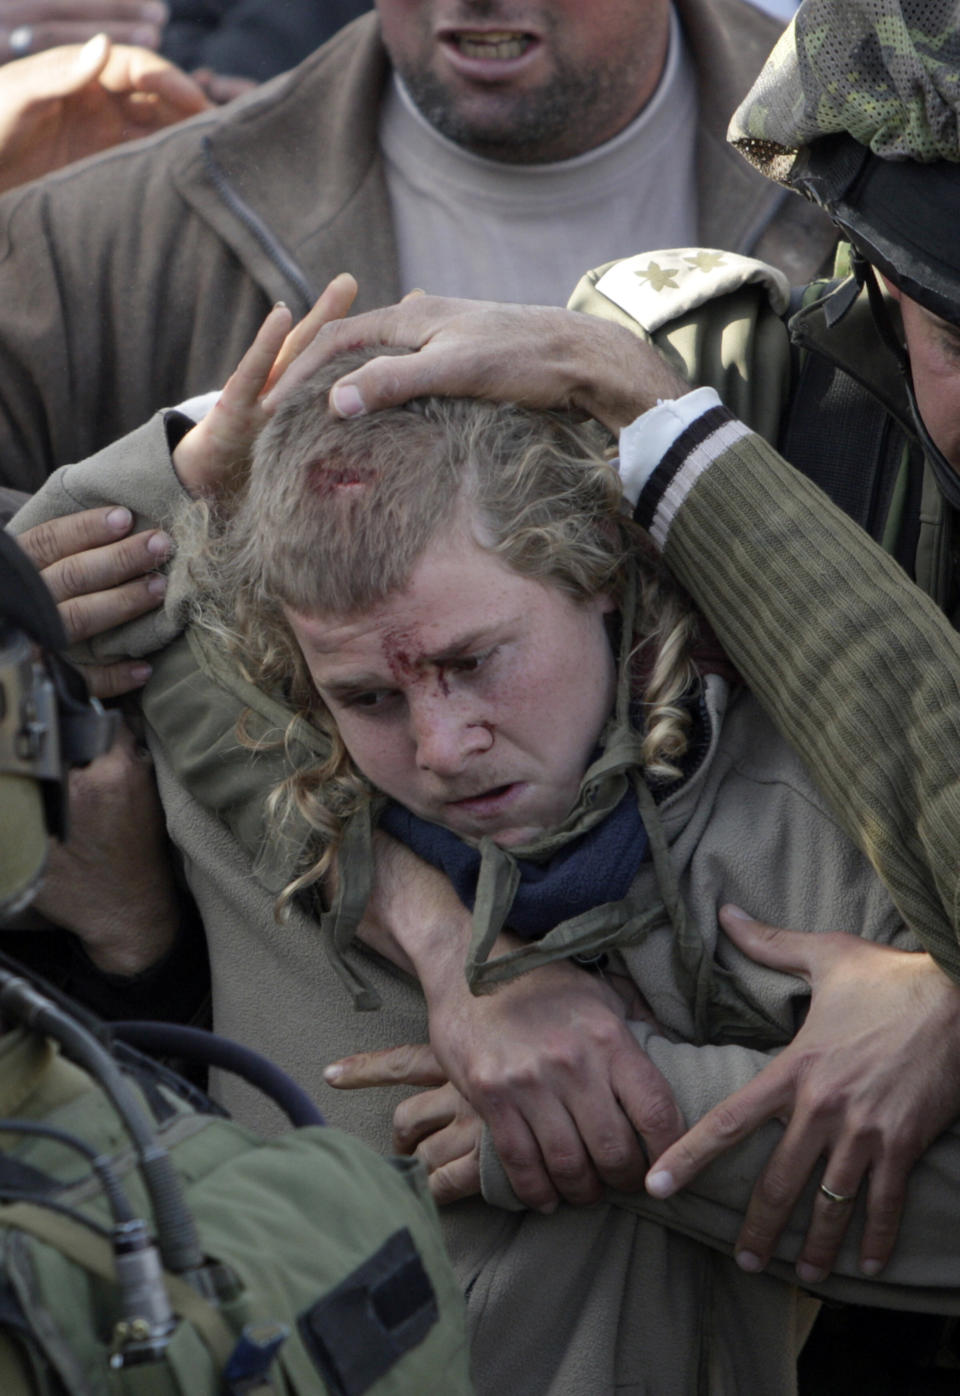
[634, 406, 960, 980]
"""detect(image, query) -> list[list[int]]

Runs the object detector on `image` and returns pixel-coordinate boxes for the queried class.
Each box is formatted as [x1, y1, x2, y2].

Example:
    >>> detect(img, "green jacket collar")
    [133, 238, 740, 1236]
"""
[788, 272, 914, 436]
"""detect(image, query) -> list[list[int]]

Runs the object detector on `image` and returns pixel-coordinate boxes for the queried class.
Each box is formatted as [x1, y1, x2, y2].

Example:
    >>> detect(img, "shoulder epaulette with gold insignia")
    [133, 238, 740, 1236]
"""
[569, 249, 790, 334]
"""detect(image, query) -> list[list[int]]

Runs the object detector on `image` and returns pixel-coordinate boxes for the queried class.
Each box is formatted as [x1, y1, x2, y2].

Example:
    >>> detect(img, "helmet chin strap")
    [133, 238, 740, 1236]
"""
[854, 250, 960, 512]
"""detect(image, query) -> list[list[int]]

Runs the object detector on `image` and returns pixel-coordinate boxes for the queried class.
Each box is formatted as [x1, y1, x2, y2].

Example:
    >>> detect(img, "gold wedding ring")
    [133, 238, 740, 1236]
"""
[818, 1182, 855, 1205]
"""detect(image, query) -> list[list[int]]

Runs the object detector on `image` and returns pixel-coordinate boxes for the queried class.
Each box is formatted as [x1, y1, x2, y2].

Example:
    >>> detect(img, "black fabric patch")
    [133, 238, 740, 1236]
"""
[297, 1228, 438, 1396]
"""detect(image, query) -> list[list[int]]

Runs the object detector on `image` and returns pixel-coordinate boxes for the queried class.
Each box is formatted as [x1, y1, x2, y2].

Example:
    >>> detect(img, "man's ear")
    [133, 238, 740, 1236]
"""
[879, 272, 902, 303]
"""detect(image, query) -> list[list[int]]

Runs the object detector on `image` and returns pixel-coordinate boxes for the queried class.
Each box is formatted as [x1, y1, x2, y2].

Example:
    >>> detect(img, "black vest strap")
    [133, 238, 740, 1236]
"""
[777, 343, 923, 575]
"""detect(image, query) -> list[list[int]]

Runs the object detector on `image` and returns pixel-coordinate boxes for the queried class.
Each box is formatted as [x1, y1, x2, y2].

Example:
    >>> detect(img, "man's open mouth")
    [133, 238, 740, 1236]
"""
[449, 30, 534, 61]
[448, 782, 519, 810]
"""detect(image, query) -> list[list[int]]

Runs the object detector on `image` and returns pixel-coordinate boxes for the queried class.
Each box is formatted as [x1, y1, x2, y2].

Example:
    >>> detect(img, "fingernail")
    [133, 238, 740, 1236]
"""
[147, 574, 167, 597]
[537, 1201, 558, 1215]
[147, 531, 172, 557]
[796, 1261, 826, 1284]
[735, 1250, 764, 1273]
[106, 507, 132, 531]
[331, 383, 366, 418]
[273, 300, 288, 310]
[860, 1258, 882, 1277]
[723, 904, 751, 921]
[323, 1064, 343, 1083]
[130, 663, 152, 683]
[646, 1169, 675, 1199]
[131, 25, 156, 45]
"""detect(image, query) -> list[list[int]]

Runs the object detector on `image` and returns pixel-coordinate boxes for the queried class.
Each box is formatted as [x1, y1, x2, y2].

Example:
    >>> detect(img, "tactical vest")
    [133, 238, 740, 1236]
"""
[0, 986, 472, 1396]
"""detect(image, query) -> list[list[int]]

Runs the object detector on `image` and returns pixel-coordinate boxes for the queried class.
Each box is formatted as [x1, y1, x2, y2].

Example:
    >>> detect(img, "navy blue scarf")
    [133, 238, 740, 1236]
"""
[379, 788, 649, 937]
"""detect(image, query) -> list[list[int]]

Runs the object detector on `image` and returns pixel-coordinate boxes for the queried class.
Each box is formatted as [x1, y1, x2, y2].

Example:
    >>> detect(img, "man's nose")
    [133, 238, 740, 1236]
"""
[411, 697, 493, 775]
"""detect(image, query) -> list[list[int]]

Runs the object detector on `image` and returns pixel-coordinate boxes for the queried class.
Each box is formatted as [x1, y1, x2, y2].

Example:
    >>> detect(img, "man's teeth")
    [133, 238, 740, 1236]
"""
[455, 31, 530, 59]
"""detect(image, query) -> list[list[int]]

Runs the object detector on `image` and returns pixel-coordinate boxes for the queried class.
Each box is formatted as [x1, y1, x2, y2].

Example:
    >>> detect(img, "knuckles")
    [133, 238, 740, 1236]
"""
[18, 517, 77, 571]
[55, 552, 92, 600]
[494, 1135, 541, 1175]
[466, 1050, 572, 1101]
[590, 1138, 637, 1178]
[429, 1164, 478, 1207]
[392, 1097, 432, 1149]
[633, 1092, 683, 1143]
[753, 1163, 802, 1213]
[704, 1101, 752, 1144]
[83, 662, 139, 701]
[539, 1148, 589, 1185]
[864, 1193, 904, 1233]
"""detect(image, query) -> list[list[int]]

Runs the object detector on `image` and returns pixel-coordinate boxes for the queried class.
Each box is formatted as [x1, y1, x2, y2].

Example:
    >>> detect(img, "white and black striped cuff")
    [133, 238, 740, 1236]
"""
[632, 405, 751, 549]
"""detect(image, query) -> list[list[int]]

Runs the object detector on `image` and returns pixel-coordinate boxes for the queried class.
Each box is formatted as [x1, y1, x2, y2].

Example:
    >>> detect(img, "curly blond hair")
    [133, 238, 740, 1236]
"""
[183, 348, 700, 908]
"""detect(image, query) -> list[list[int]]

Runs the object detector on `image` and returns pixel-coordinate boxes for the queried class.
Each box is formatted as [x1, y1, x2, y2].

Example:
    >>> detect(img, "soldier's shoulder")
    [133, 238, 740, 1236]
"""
[568, 248, 791, 334]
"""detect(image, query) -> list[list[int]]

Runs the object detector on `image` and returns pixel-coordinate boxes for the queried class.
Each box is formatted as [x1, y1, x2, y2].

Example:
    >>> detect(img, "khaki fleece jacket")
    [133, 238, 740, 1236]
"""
[0, 1, 836, 496]
[14, 431, 960, 1396]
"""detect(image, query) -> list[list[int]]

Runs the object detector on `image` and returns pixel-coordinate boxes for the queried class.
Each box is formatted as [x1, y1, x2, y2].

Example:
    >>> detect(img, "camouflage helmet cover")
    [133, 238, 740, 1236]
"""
[728, 1, 960, 322]
[729, 0, 960, 169]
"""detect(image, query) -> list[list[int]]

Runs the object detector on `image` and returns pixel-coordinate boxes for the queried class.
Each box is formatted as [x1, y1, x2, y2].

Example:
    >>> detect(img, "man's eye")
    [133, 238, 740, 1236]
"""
[345, 690, 396, 711]
[451, 648, 495, 675]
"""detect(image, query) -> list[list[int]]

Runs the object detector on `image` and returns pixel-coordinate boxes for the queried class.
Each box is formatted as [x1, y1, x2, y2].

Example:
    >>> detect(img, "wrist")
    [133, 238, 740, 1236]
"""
[617, 386, 723, 506]
[362, 832, 475, 985]
[416, 929, 475, 1010]
[75, 906, 179, 976]
[573, 323, 691, 434]
[420, 931, 530, 1014]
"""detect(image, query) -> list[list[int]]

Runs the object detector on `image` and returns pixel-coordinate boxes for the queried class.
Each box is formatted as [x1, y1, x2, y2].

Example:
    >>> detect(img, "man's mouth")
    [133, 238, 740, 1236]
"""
[448, 30, 534, 60]
[446, 781, 522, 813]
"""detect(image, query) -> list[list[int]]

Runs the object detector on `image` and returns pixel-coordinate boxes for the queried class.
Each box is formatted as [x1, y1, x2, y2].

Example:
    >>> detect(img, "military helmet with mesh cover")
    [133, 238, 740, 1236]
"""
[728, 0, 960, 325]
